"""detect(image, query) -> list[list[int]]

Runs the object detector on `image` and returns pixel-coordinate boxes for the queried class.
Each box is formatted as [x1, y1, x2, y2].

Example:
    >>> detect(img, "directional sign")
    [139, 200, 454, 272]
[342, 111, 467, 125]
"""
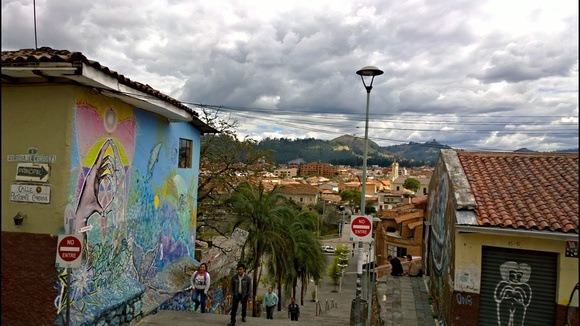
[77, 225, 94, 234]
[15, 163, 50, 182]
[55, 235, 83, 269]
[350, 215, 373, 243]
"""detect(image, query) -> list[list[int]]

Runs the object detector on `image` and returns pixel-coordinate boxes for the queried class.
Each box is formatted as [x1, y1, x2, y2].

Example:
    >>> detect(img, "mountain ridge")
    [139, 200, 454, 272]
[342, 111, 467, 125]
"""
[254, 135, 578, 168]
[256, 135, 451, 167]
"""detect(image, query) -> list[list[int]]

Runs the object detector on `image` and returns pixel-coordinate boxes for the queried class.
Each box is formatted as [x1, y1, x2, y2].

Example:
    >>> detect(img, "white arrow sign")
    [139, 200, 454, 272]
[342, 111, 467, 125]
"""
[77, 225, 93, 234]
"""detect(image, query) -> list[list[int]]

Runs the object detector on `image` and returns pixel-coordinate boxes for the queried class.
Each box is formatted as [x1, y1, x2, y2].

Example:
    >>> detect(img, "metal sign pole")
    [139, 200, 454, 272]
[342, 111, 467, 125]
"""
[66, 268, 71, 326]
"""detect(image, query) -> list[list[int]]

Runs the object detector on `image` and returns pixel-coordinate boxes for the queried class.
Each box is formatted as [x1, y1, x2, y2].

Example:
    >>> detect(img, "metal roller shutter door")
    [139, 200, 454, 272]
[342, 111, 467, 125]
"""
[479, 246, 557, 326]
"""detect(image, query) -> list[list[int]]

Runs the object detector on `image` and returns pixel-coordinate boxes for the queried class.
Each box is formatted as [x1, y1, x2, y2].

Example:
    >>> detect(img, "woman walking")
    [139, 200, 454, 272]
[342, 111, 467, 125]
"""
[191, 263, 211, 313]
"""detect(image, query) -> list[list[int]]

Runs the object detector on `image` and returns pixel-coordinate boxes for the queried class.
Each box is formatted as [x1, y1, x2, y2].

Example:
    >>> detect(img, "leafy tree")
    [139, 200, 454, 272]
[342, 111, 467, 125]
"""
[327, 257, 343, 292]
[264, 208, 323, 310]
[196, 109, 273, 251]
[228, 181, 294, 317]
[340, 190, 361, 207]
[403, 177, 421, 192]
[287, 211, 326, 305]
[364, 204, 377, 215]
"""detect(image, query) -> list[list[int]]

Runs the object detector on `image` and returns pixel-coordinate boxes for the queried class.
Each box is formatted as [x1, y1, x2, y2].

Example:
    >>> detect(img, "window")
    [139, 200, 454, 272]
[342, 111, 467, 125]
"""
[178, 138, 192, 168]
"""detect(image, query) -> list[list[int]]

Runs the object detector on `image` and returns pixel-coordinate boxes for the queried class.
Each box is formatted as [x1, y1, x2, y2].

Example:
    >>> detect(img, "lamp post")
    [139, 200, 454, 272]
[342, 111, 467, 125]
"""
[354, 65, 383, 326]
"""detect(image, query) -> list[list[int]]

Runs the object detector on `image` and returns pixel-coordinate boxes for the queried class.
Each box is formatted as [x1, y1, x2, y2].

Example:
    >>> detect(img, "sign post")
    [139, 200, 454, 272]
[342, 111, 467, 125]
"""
[55, 235, 83, 268]
[350, 215, 373, 243]
[55, 235, 83, 326]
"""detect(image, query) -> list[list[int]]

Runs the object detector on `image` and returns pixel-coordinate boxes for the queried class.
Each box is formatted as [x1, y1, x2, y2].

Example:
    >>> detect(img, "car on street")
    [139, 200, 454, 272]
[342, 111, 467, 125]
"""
[321, 245, 336, 253]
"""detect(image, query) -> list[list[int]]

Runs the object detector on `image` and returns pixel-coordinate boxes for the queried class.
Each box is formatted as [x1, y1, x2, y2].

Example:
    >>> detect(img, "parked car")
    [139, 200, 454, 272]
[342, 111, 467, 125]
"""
[321, 245, 336, 253]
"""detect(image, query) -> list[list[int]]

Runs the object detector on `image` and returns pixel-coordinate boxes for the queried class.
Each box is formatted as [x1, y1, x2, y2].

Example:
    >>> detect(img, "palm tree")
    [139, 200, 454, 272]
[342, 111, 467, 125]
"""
[229, 181, 294, 317]
[289, 213, 326, 305]
[265, 235, 295, 311]
[264, 206, 326, 309]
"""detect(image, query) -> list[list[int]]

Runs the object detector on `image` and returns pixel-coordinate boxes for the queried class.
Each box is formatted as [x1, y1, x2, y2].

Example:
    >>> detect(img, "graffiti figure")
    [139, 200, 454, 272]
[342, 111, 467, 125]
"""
[494, 261, 532, 326]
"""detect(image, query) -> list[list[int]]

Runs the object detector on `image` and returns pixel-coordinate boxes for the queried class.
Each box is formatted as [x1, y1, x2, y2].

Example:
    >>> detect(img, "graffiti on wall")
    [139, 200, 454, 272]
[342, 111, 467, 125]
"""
[55, 99, 199, 324]
[427, 168, 453, 320]
[493, 261, 532, 325]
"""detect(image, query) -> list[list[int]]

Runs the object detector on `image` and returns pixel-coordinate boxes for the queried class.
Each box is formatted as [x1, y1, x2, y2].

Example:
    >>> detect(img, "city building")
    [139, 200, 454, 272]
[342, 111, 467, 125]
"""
[424, 149, 578, 325]
[278, 183, 320, 206]
[299, 162, 337, 178]
[1, 47, 215, 325]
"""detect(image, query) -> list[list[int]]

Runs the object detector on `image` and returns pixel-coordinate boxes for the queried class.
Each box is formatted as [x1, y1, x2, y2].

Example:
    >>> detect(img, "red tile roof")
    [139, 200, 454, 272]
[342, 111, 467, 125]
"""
[458, 151, 579, 233]
[278, 183, 320, 195]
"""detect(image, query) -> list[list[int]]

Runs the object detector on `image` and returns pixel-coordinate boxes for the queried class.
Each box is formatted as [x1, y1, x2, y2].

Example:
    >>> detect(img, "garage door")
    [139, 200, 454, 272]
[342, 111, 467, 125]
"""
[479, 246, 557, 325]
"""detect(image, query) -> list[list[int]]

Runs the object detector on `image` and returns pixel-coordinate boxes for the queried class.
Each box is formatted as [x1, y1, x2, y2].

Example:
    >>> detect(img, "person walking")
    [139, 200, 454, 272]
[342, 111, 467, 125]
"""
[263, 287, 278, 319]
[287, 297, 300, 321]
[228, 263, 252, 325]
[191, 262, 211, 313]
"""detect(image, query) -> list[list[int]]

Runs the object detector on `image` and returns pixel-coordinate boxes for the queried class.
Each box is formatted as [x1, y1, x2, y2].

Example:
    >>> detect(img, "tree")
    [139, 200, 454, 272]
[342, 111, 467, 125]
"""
[340, 190, 361, 207]
[327, 257, 343, 292]
[403, 177, 421, 193]
[228, 181, 294, 317]
[287, 210, 325, 305]
[196, 108, 273, 251]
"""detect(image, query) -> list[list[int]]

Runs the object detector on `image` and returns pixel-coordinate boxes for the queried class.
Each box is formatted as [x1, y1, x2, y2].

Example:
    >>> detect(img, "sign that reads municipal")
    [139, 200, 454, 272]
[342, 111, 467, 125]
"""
[350, 215, 373, 243]
[10, 183, 51, 204]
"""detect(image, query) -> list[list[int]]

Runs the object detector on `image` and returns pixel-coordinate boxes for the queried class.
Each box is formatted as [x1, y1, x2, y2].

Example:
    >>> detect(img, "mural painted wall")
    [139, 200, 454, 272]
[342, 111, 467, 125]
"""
[426, 164, 455, 323]
[54, 91, 201, 324]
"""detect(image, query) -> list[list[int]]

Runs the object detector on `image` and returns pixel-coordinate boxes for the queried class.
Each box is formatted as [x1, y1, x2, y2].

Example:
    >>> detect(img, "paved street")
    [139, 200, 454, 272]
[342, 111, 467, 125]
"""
[136, 233, 437, 325]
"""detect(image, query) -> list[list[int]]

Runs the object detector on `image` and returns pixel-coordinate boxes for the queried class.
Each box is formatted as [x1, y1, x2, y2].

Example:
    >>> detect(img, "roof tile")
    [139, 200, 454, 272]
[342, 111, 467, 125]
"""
[458, 151, 579, 233]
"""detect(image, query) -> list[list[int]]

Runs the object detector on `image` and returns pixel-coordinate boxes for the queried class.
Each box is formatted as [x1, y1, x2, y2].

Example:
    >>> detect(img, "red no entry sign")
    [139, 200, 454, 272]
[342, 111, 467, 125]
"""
[350, 215, 373, 242]
[55, 235, 83, 268]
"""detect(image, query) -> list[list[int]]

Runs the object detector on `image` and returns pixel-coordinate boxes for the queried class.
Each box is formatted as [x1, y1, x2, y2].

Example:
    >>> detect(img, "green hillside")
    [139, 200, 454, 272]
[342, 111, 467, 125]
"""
[256, 135, 450, 167]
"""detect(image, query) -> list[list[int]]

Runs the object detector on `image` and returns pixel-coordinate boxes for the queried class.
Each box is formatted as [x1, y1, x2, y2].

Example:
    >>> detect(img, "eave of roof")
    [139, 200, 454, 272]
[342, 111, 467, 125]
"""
[456, 225, 579, 242]
[2, 47, 217, 134]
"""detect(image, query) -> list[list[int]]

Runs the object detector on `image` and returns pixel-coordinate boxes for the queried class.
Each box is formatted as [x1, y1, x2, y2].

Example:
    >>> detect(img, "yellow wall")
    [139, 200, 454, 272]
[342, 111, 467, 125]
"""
[455, 232, 579, 306]
[1, 84, 76, 234]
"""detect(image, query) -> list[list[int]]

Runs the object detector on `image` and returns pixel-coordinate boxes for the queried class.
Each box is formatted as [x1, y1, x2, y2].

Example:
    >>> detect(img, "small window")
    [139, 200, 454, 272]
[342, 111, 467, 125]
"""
[179, 138, 192, 168]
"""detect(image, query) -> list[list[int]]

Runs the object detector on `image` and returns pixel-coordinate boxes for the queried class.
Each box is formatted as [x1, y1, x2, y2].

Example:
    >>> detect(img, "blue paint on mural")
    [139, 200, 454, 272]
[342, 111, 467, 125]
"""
[55, 101, 201, 325]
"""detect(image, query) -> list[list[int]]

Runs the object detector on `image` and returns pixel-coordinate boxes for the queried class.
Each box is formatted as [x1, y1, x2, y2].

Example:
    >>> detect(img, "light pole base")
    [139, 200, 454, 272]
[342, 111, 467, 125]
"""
[350, 298, 368, 326]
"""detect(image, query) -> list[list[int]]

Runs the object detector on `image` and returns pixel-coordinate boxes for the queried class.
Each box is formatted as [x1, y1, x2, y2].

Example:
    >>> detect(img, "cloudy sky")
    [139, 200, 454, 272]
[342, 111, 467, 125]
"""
[2, 0, 578, 151]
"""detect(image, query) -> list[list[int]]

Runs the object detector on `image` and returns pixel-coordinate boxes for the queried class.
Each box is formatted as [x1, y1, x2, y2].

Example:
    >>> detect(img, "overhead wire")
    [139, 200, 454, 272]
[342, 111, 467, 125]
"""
[86, 86, 578, 150]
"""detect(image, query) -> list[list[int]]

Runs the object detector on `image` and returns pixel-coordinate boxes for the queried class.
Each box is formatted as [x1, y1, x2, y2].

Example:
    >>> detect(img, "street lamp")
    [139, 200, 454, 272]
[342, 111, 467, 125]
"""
[354, 65, 383, 326]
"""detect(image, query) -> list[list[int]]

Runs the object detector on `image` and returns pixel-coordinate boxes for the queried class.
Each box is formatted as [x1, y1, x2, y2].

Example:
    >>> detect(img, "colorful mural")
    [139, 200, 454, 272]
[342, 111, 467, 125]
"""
[55, 98, 200, 324]
[427, 169, 453, 320]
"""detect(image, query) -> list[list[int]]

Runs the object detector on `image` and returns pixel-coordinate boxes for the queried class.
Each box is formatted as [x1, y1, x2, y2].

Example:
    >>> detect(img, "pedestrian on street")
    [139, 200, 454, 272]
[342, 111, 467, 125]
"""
[288, 297, 300, 321]
[387, 255, 404, 276]
[264, 287, 278, 319]
[228, 263, 252, 326]
[191, 262, 211, 313]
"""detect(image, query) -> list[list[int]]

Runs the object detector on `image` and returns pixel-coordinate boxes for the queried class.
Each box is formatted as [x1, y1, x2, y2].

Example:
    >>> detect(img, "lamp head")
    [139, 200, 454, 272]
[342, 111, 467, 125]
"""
[356, 66, 384, 77]
[356, 65, 383, 91]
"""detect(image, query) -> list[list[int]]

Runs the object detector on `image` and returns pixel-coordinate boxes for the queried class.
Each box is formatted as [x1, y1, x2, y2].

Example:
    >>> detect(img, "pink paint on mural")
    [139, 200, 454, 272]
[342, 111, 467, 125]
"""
[75, 103, 136, 165]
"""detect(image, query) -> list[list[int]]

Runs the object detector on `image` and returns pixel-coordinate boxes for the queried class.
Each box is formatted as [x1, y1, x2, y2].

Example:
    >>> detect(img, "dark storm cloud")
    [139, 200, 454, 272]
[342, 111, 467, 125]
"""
[2, 0, 577, 151]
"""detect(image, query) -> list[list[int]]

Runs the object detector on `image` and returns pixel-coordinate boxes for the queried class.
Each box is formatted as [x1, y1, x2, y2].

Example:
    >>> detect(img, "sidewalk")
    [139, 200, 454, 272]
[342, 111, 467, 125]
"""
[376, 274, 436, 326]
[136, 233, 436, 325]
